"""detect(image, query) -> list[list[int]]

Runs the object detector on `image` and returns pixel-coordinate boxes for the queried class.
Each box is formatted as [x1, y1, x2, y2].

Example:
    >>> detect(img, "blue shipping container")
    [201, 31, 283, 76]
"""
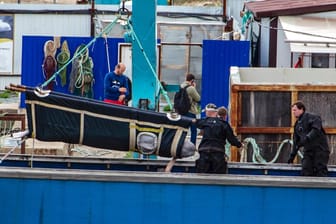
[201, 40, 250, 112]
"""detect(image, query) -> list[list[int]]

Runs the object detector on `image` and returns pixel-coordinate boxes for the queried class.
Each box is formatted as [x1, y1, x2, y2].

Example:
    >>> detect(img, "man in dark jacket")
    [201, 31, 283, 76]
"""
[177, 73, 201, 145]
[287, 101, 330, 177]
[195, 103, 242, 174]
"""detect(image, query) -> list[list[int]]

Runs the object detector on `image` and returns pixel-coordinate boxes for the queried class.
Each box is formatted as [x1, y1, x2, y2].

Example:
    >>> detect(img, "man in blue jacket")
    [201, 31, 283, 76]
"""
[104, 63, 129, 105]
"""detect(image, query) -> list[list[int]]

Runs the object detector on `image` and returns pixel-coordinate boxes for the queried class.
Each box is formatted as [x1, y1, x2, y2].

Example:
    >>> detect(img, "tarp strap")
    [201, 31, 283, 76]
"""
[129, 121, 137, 151]
[171, 129, 183, 158]
[31, 102, 36, 139]
[79, 111, 85, 144]
[156, 127, 164, 156]
[134, 126, 163, 133]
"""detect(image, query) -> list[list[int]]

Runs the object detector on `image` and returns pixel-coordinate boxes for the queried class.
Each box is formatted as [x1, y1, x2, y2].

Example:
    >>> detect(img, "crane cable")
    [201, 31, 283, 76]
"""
[123, 17, 173, 110]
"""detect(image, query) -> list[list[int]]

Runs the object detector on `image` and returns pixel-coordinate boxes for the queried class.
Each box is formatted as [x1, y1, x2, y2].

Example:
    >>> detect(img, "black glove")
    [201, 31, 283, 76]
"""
[287, 154, 295, 164]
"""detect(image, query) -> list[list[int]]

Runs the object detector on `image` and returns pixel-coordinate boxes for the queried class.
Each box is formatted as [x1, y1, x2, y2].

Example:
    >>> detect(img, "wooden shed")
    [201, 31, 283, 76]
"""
[229, 67, 336, 164]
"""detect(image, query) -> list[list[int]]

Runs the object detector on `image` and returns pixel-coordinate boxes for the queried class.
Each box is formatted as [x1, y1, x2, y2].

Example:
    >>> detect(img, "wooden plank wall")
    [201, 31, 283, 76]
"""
[230, 84, 336, 164]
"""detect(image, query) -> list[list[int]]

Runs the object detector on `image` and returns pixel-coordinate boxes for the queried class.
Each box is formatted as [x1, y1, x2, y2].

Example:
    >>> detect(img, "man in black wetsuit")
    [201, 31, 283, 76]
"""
[287, 101, 330, 177]
[195, 103, 243, 174]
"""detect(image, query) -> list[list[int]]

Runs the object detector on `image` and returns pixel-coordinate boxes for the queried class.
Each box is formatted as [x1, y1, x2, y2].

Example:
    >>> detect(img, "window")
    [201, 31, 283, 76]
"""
[311, 53, 329, 68]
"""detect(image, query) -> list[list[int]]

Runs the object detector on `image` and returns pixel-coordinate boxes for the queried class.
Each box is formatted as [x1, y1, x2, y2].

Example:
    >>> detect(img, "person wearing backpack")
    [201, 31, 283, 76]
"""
[179, 73, 201, 145]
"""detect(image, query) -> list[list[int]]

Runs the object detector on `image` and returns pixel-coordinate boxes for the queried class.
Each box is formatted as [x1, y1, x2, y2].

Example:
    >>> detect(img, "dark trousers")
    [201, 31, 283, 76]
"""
[196, 151, 227, 174]
[301, 149, 329, 177]
[185, 112, 197, 145]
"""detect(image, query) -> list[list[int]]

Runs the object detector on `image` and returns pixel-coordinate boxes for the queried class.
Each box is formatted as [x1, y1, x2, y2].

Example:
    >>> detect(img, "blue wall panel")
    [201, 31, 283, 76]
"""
[0, 177, 335, 224]
[201, 40, 250, 114]
[20, 36, 124, 108]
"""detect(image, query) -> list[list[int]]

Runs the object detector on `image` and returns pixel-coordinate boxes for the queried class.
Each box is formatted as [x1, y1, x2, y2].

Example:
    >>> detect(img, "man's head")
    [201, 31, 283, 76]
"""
[115, 63, 126, 75]
[186, 74, 195, 82]
[292, 101, 305, 118]
[203, 103, 217, 117]
[217, 106, 227, 120]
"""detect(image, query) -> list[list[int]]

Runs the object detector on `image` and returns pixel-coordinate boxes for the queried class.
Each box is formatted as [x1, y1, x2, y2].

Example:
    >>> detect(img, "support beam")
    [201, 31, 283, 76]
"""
[132, 0, 157, 110]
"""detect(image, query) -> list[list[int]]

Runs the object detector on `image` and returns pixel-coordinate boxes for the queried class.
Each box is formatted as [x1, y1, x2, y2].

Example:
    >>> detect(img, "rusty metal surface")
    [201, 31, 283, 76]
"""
[245, 0, 336, 18]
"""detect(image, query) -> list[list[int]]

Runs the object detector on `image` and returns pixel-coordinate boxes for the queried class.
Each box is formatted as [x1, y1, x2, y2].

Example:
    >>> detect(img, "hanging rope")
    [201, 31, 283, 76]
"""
[41, 16, 120, 90]
[68, 43, 94, 98]
[73, 46, 91, 90]
[239, 137, 302, 164]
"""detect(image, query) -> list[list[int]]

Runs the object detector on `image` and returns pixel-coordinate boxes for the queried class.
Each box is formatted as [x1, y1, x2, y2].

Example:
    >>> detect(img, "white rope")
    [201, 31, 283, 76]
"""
[0, 138, 27, 164]
[70, 146, 113, 157]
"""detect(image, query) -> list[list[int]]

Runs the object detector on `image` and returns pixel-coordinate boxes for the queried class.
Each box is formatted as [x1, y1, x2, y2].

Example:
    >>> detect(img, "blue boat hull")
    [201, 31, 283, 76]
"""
[0, 166, 335, 224]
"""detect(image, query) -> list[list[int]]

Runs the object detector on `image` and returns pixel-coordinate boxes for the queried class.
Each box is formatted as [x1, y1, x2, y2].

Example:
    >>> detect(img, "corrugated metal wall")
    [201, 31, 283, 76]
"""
[5, 4, 224, 77]
[14, 14, 90, 75]
[201, 40, 249, 111]
[2, 4, 226, 90]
